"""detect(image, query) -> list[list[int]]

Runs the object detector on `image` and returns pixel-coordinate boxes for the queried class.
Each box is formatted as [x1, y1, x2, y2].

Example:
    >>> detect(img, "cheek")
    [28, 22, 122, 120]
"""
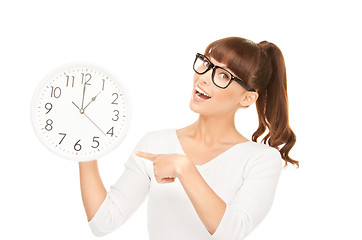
[216, 88, 237, 100]
[214, 87, 243, 106]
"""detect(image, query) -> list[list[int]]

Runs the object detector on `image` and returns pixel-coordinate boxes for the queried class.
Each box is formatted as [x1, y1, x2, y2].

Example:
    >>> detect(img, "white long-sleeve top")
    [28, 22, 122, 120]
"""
[88, 128, 283, 239]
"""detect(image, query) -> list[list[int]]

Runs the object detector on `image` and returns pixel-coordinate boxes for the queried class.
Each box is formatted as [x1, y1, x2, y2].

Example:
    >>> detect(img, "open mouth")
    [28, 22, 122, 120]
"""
[195, 85, 211, 100]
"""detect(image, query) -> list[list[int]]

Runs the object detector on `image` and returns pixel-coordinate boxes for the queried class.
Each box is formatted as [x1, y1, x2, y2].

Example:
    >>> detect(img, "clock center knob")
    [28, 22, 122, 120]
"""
[80, 109, 84, 114]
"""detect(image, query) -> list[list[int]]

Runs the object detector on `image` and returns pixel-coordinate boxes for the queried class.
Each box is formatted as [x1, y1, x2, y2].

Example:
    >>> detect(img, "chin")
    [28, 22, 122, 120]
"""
[189, 99, 236, 118]
[189, 99, 203, 114]
[189, 100, 214, 116]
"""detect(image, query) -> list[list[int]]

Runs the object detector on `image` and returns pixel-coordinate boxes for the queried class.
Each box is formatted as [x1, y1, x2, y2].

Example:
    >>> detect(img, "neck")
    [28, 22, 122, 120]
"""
[191, 113, 239, 146]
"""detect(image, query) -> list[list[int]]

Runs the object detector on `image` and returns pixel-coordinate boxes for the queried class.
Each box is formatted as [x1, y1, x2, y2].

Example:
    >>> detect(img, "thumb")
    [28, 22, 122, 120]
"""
[160, 177, 176, 184]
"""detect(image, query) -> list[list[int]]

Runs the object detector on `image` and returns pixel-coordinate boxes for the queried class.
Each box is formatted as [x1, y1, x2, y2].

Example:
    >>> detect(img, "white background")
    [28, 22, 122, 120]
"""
[1, 0, 361, 239]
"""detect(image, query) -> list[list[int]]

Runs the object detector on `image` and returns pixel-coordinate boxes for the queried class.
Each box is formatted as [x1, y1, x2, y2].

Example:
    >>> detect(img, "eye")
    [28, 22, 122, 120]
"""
[220, 73, 228, 79]
[203, 61, 209, 68]
[215, 69, 232, 82]
[219, 71, 231, 80]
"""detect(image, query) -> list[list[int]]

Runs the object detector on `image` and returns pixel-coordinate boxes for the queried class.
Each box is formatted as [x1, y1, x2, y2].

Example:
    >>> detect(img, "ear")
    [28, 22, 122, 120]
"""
[239, 92, 259, 107]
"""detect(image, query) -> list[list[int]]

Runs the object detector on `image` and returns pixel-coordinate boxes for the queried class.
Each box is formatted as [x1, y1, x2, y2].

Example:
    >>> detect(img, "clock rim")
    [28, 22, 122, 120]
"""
[30, 61, 132, 162]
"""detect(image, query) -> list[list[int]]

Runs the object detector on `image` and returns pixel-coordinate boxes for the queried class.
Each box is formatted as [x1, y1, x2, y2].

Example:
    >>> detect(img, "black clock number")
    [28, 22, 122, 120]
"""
[74, 139, 82, 151]
[45, 119, 53, 131]
[112, 110, 119, 121]
[65, 75, 75, 87]
[92, 137, 100, 148]
[107, 127, 114, 137]
[58, 133, 66, 144]
[102, 79, 105, 91]
[81, 73, 92, 85]
[50, 86, 61, 98]
[45, 103, 52, 114]
[111, 93, 119, 104]
[71, 137, 100, 151]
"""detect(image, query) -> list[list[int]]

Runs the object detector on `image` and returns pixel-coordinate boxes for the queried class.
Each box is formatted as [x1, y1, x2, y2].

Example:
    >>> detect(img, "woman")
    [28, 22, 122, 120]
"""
[79, 36, 298, 239]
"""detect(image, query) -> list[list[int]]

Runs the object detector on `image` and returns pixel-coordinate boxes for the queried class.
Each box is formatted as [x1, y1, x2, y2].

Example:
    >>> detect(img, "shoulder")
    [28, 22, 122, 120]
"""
[246, 141, 281, 157]
[241, 141, 283, 171]
[139, 128, 177, 151]
[241, 141, 280, 157]
[143, 128, 176, 140]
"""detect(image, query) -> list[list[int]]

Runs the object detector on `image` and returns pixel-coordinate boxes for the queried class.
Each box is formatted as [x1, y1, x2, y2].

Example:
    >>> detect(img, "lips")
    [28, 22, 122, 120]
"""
[195, 84, 211, 98]
[193, 84, 211, 101]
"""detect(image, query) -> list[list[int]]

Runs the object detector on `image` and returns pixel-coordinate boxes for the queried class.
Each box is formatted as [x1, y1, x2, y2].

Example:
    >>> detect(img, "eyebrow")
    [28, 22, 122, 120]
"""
[208, 56, 238, 76]
[208, 56, 227, 68]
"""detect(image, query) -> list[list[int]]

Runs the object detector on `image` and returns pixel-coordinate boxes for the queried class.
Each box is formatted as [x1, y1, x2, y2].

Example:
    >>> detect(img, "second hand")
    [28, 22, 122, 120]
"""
[72, 101, 106, 136]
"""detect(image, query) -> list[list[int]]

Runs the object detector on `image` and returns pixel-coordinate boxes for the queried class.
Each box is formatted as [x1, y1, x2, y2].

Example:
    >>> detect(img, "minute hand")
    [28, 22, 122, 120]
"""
[80, 82, 87, 110]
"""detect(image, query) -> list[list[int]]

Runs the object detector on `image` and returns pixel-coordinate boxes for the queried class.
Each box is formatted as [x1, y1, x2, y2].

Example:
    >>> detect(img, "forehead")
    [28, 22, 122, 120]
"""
[208, 55, 238, 76]
[208, 56, 227, 67]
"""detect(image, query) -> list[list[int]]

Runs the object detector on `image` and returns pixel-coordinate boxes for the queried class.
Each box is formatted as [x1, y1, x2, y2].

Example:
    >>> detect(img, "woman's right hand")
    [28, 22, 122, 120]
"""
[79, 160, 107, 222]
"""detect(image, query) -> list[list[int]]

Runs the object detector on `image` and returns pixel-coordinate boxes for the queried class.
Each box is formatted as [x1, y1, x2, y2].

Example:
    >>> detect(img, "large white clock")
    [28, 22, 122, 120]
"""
[30, 62, 132, 162]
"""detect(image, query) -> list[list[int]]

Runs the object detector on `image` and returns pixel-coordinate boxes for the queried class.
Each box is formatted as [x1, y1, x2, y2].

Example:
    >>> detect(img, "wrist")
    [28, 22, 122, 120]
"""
[177, 160, 197, 181]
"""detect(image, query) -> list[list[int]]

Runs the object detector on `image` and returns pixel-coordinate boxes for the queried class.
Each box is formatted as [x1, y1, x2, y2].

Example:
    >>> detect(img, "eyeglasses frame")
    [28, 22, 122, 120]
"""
[193, 53, 256, 92]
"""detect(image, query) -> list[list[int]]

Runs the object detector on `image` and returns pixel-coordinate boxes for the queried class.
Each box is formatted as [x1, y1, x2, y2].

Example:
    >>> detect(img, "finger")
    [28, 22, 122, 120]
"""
[160, 177, 176, 184]
[136, 151, 159, 161]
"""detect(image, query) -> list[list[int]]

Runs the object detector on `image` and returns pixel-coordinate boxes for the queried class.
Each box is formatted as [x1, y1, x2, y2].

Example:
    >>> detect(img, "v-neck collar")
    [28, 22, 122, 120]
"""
[173, 128, 251, 170]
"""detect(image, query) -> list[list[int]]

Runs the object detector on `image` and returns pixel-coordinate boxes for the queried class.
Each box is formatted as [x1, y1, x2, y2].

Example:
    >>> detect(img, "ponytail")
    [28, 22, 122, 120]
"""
[252, 41, 299, 168]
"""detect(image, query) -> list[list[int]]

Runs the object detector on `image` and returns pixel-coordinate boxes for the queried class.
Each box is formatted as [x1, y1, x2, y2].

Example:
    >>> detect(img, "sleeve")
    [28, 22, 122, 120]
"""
[88, 134, 151, 237]
[211, 148, 283, 240]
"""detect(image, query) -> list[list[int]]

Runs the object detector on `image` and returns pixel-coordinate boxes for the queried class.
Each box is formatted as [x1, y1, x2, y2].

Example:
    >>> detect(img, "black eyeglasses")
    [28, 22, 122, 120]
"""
[193, 53, 256, 92]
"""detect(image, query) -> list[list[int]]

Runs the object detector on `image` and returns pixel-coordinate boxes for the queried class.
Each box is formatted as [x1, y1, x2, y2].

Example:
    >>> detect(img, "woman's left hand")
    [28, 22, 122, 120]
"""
[136, 151, 193, 184]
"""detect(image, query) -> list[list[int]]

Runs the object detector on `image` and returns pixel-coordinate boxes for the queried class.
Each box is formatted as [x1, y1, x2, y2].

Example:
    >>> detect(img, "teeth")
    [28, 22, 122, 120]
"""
[195, 85, 211, 97]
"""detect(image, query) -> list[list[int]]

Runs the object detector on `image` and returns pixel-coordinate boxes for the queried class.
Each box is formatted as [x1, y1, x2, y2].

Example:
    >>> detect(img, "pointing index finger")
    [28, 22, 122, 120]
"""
[136, 151, 158, 161]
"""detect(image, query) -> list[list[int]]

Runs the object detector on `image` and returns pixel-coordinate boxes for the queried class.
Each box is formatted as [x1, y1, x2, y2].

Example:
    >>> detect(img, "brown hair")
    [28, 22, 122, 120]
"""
[204, 37, 299, 168]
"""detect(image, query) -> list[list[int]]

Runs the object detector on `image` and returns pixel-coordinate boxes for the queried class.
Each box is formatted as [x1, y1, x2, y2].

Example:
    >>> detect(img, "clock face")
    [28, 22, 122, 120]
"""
[31, 63, 132, 162]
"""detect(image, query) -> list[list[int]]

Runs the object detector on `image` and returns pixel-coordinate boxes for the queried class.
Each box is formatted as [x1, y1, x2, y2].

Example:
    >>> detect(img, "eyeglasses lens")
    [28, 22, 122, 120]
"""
[213, 68, 232, 88]
[193, 55, 209, 74]
[193, 55, 232, 88]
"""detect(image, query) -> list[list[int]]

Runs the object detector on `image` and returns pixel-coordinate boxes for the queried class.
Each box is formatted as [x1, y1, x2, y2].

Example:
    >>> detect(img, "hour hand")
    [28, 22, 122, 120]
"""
[83, 90, 102, 112]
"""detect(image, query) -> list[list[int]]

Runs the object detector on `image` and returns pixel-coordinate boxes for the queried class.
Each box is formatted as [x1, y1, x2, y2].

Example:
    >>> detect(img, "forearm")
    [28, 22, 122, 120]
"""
[79, 160, 107, 222]
[178, 165, 226, 235]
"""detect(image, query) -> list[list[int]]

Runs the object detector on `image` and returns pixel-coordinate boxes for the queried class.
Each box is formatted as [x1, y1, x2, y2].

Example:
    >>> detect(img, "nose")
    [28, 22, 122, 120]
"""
[195, 69, 212, 86]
